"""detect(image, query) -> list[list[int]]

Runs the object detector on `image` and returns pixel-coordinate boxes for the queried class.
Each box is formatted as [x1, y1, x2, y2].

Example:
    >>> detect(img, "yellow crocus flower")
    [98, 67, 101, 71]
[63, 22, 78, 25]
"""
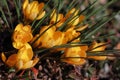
[64, 26, 80, 42]
[50, 9, 65, 28]
[1, 52, 18, 67]
[88, 41, 107, 60]
[12, 23, 33, 49]
[61, 46, 88, 65]
[16, 43, 39, 70]
[1, 43, 39, 70]
[31, 25, 56, 48]
[23, 0, 45, 21]
[39, 31, 65, 48]
[65, 8, 85, 26]
[31, 25, 67, 49]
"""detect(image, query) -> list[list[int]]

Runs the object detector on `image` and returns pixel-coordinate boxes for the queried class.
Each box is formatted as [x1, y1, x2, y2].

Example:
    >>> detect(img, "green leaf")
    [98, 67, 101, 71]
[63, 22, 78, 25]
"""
[35, 43, 87, 54]
[0, 7, 10, 28]
[13, 0, 21, 20]
[85, 0, 118, 19]
[80, 12, 119, 41]
[2, 0, 13, 29]
[87, 49, 120, 56]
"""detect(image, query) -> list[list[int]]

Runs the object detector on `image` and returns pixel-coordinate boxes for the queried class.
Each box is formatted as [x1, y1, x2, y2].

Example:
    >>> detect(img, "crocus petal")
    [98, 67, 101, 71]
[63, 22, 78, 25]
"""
[87, 41, 107, 60]
[6, 54, 18, 67]
[88, 41, 106, 51]
[14, 23, 23, 31]
[68, 16, 79, 26]
[50, 13, 64, 24]
[23, 0, 45, 21]
[12, 41, 24, 49]
[38, 2, 44, 10]
[66, 8, 79, 17]
[80, 46, 88, 51]
[12, 23, 33, 49]
[79, 15, 85, 23]
[16, 59, 23, 70]
[61, 47, 86, 65]
[23, 25, 32, 33]
[32, 58, 39, 67]
[17, 43, 33, 63]
[53, 31, 64, 44]
[22, 60, 33, 69]
[76, 24, 88, 31]
[23, 0, 29, 10]
[37, 11, 45, 20]
[1, 52, 6, 62]
[88, 56, 107, 60]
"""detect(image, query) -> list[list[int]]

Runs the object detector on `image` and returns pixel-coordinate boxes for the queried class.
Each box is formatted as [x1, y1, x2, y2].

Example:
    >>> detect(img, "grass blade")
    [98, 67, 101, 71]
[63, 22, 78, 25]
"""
[3, 0, 13, 29]
[0, 7, 10, 28]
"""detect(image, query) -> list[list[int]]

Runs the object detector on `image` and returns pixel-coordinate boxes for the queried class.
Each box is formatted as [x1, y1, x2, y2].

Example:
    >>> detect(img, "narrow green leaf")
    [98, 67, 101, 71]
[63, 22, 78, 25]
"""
[57, 0, 97, 31]
[85, 0, 118, 19]
[87, 49, 120, 56]
[83, 12, 118, 40]
[0, 7, 10, 28]
[80, 33, 115, 43]
[3, 0, 13, 29]
[35, 43, 87, 54]
[13, 0, 21, 20]
[65, 0, 78, 13]
[78, 0, 97, 15]
[32, 10, 51, 32]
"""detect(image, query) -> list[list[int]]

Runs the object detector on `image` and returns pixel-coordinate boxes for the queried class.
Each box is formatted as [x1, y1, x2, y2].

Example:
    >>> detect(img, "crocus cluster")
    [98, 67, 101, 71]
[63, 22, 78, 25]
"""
[1, 0, 45, 70]
[31, 8, 107, 65]
[1, 23, 39, 70]
[1, 0, 107, 70]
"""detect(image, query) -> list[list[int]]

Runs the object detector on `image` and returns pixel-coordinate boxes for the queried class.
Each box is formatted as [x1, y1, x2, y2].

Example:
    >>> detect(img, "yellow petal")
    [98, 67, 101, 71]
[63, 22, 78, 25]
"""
[23, 1, 45, 21]
[79, 15, 85, 23]
[6, 54, 18, 67]
[50, 9, 56, 18]
[22, 60, 33, 69]
[17, 43, 33, 63]
[67, 8, 79, 16]
[88, 56, 107, 60]
[39, 25, 56, 34]
[25, 2, 38, 20]
[80, 46, 88, 51]
[62, 47, 86, 65]
[16, 59, 23, 70]
[37, 11, 45, 20]
[23, 0, 29, 10]
[38, 2, 44, 11]
[32, 58, 39, 67]
[14, 23, 23, 31]
[12, 23, 33, 48]
[30, 34, 42, 48]
[76, 24, 88, 31]
[1, 52, 6, 62]
[53, 31, 65, 45]
[89, 41, 106, 51]
[87, 41, 107, 60]
[65, 8, 79, 21]
[50, 13, 64, 24]
[68, 16, 79, 26]
[23, 25, 32, 32]
[29, 1, 39, 20]
[12, 41, 24, 49]
[61, 50, 86, 65]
